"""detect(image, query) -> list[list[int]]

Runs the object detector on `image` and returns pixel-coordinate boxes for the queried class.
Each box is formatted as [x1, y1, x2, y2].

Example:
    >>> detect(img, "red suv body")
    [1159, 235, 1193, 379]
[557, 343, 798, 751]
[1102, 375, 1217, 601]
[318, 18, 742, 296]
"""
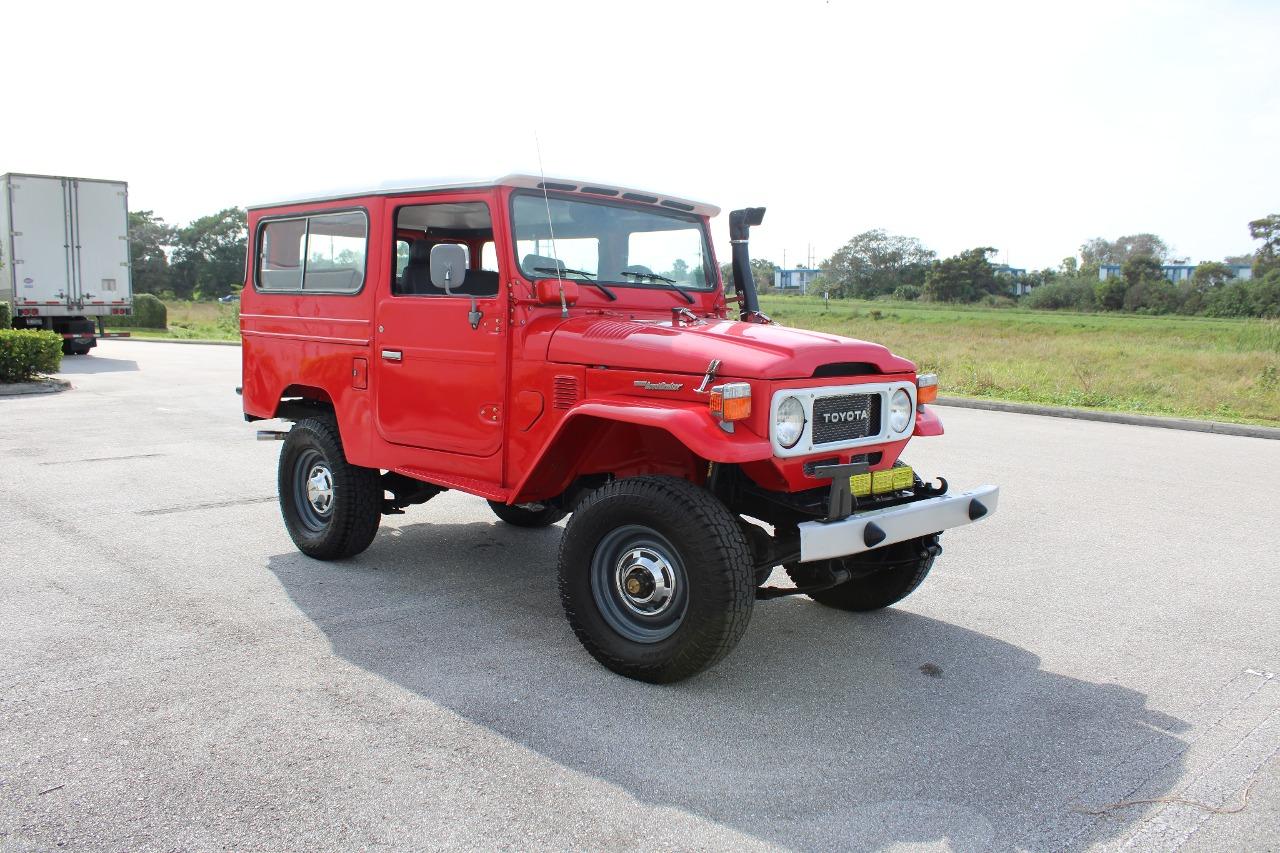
[241, 175, 998, 682]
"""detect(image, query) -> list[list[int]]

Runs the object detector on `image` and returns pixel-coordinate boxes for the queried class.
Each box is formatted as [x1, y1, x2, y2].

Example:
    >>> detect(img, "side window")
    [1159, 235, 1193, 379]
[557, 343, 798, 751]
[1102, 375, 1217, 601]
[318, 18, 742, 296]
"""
[394, 202, 498, 297]
[481, 241, 499, 272]
[303, 212, 366, 292]
[256, 210, 367, 293]
[259, 219, 306, 291]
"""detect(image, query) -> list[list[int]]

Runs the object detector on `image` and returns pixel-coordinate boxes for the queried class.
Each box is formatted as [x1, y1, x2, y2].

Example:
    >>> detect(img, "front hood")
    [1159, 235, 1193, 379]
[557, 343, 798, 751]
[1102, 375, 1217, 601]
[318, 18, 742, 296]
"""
[547, 317, 915, 379]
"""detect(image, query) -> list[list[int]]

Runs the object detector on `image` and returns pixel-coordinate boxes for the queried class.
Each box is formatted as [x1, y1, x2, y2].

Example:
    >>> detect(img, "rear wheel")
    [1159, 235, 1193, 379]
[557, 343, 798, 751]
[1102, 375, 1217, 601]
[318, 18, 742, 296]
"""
[487, 500, 567, 528]
[558, 476, 754, 683]
[278, 417, 382, 560]
[785, 534, 941, 611]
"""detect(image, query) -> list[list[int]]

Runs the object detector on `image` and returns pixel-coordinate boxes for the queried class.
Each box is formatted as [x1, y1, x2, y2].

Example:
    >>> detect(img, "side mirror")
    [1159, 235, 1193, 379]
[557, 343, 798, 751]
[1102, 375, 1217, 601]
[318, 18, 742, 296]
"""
[430, 244, 468, 294]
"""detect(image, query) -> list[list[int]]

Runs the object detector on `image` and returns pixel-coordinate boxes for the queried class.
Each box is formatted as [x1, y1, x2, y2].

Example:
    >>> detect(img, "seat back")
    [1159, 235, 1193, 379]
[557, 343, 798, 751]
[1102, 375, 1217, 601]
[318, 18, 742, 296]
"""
[401, 240, 439, 294]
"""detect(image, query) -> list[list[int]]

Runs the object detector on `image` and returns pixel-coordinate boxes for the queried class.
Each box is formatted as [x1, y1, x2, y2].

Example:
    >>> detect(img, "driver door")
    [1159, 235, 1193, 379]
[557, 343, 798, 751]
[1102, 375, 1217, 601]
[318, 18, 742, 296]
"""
[374, 196, 507, 462]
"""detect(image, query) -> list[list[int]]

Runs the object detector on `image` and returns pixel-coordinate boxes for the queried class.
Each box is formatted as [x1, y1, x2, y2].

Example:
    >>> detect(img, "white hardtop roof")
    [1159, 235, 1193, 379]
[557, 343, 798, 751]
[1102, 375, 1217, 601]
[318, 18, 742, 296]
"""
[247, 174, 720, 217]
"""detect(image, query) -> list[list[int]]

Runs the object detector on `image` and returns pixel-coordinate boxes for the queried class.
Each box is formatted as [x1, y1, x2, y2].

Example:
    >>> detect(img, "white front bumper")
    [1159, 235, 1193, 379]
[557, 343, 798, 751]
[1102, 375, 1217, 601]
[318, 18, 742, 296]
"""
[798, 485, 1000, 562]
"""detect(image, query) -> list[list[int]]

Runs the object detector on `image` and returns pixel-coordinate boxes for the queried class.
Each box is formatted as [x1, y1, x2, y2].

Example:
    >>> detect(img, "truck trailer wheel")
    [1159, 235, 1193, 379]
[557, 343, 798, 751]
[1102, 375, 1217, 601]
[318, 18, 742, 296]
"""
[278, 417, 382, 560]
[487, 500, 567, 528]
[558, 476, 754, 683]
[784, 534, 940, 611]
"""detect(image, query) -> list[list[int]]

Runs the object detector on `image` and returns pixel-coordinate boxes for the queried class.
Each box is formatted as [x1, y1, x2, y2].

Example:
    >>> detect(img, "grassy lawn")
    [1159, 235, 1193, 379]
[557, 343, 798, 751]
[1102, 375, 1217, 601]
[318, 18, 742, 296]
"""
[760, 295, 1280, 426]
[105, 300, 240, 341]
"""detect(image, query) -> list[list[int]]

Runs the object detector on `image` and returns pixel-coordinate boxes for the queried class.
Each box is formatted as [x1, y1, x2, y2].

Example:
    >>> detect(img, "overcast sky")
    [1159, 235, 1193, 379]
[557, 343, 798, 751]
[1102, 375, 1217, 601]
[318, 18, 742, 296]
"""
[4, 0, 1277, 270]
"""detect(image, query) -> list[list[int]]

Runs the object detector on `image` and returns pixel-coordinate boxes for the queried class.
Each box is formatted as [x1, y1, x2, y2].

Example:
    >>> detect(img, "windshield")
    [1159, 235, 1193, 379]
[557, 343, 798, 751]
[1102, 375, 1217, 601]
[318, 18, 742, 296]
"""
[511, 193, 713, 290]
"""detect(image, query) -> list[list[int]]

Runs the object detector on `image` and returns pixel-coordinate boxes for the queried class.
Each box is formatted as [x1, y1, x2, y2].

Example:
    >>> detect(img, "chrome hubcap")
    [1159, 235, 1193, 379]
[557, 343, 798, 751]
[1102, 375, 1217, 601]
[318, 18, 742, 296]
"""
[614, 547, 677, 617]
[305, 464, 333, 515]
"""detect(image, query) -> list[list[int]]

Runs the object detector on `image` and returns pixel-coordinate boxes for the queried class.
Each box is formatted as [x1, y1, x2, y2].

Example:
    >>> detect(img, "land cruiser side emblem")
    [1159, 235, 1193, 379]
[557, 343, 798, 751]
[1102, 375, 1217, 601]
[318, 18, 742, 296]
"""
[822, 410, 869, 423]
[634, 380, 684, 391]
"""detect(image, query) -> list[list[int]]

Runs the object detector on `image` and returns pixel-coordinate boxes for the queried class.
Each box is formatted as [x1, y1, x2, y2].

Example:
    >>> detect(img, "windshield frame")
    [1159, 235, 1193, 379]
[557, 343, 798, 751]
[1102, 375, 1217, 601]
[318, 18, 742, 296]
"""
[507, 189, 716, 293]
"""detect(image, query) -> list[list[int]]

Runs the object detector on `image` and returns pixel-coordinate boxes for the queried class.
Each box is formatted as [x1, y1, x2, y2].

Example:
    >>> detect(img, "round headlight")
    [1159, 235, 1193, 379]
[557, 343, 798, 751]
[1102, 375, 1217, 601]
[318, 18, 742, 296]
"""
[775, 396, 806, 448]
[889, 388, 913, 433]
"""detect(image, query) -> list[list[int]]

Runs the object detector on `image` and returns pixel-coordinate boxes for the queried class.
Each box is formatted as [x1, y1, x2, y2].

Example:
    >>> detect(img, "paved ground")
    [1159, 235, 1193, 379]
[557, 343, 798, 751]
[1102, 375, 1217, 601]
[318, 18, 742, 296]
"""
[1, 340, 1277, 852]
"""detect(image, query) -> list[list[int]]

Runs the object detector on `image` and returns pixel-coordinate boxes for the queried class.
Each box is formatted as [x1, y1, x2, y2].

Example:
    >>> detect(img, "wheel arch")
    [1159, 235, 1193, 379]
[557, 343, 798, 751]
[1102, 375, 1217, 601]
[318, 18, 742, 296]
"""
[273, 383, 336, 419]
[511, 403, 772, 503]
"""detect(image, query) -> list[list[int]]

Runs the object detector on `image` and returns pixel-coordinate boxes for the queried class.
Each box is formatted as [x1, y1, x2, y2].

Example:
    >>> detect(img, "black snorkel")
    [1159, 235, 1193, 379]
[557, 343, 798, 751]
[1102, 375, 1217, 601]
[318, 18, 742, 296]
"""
[729, 207, 769, 323]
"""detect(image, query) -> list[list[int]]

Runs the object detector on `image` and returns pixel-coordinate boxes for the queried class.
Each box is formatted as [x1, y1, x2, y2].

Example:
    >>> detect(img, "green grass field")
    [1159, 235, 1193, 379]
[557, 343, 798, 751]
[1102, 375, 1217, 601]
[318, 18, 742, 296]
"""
[107, 296, 1280, 426]
[760, 295, 1280, 426]
[106, 300, 240, 341]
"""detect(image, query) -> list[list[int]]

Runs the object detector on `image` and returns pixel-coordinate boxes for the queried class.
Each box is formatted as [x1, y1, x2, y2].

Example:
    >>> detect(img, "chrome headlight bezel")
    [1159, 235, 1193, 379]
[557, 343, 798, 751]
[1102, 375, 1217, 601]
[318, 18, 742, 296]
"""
[775, 395, 806, 448]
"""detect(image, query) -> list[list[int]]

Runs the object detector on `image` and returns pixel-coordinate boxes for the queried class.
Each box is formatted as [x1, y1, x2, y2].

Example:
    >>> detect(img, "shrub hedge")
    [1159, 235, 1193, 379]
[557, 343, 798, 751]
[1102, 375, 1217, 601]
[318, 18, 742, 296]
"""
[132, 293, 168, 329]
[0, 301, 11, 328]
[0, 329, 63, 383]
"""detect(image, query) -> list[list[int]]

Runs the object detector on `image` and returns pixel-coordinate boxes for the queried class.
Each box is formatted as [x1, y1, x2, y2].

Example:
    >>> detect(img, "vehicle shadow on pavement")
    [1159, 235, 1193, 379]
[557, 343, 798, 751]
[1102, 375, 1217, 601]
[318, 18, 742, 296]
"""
[56, 354, 139, 374]
[267, 519, 1190, 852]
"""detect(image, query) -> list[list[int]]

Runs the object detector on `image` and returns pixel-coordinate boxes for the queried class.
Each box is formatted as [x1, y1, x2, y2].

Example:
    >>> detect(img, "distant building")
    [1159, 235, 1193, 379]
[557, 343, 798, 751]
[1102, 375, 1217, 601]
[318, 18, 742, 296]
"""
[1098, 263, 1252, 283]
[992, 264, 1031, 295]
[773, 267, 822, 293]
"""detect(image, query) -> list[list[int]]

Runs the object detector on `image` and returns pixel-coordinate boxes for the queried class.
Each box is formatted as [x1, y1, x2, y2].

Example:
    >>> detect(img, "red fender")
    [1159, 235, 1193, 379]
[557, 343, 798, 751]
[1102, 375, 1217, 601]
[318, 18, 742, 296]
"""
[510, 399, 772, 500]
[914, 404, 945, 437]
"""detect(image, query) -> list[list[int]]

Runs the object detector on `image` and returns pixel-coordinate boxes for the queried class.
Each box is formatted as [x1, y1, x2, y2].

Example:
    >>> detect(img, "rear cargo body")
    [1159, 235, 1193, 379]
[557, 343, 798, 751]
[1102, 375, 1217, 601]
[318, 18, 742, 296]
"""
[2, 173, 132, 349]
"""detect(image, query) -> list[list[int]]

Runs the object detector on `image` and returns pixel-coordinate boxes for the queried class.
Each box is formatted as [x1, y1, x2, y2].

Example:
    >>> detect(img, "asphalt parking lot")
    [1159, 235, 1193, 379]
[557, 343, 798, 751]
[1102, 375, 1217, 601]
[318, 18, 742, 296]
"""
[2, 339, 1277, 852]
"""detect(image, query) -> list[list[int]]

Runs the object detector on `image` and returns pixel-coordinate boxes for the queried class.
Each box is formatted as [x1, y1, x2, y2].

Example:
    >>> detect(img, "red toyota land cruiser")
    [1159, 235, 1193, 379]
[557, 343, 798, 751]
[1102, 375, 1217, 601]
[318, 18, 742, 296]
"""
[240, 175, 998, 683]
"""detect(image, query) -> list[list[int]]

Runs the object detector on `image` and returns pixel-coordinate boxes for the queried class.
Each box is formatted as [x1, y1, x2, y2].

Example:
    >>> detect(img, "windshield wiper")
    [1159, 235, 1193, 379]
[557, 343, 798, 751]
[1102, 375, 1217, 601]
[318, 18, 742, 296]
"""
[533, 266, 617, 301]
[619, 271, 694, 304]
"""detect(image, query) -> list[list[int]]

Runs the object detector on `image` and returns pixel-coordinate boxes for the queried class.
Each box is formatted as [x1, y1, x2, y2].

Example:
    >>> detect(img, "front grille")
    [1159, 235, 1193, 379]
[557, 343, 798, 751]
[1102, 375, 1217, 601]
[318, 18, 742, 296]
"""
[811, 393, 881, 445]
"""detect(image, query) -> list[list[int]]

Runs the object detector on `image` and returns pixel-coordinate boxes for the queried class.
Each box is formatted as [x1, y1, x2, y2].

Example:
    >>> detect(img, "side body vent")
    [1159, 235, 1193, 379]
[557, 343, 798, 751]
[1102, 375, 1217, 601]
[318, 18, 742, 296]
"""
[553, 375, 580, 409]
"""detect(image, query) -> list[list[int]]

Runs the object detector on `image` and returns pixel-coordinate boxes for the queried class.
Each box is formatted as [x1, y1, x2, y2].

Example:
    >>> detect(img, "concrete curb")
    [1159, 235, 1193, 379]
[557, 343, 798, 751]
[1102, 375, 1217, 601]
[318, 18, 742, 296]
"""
[105, 336, 241, 347]
[934, 396, 1280, 441]
[0, 378, 71, 397]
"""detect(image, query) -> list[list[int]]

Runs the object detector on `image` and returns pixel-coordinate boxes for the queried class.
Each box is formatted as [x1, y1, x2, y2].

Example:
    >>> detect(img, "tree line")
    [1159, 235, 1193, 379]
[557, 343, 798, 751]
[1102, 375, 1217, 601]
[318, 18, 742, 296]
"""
[128, 208, 247, 300]
[738, 215, 1279, 318]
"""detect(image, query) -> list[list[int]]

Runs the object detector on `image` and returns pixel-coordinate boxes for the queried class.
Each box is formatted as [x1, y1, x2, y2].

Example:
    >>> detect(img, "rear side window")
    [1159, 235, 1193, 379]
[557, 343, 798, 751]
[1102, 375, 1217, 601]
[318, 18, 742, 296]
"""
[256, 210, 368, 293]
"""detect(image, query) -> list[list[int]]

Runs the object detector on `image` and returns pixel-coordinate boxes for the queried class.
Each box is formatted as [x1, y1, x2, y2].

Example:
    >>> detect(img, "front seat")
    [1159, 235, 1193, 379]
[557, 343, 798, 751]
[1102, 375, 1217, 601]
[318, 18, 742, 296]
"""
[400, 240, 437, 294]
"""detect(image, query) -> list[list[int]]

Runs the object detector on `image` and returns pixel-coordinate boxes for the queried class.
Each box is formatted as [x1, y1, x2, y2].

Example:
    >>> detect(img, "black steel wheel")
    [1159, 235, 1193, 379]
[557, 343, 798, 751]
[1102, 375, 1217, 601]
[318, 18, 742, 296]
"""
[558, 476, 754, 683]
[278, 417, 382, 560]
[785, 534, 941, 611]
[487, 500, 567, 528]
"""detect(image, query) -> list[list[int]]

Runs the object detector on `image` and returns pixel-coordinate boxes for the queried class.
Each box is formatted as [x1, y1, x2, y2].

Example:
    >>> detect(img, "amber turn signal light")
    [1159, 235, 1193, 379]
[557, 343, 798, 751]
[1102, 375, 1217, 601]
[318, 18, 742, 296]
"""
[916, 373, 938, 404]
[709, 382, 752, 421]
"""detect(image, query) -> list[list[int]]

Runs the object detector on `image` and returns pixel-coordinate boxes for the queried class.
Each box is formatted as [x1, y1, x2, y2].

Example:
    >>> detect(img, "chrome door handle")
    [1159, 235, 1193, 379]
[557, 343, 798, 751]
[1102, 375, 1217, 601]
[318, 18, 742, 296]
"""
[381, 349, 402, 362]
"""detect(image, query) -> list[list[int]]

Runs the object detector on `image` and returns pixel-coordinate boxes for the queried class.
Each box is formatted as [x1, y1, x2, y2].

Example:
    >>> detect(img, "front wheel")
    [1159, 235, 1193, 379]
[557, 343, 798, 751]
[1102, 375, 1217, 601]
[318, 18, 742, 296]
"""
[558, 476, 754, 683]
[278, 417, 382, 560]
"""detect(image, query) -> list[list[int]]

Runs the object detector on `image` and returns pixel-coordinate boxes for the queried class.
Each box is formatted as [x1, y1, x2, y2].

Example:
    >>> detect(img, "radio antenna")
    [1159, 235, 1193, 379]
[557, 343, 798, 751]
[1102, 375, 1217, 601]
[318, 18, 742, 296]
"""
[534, 132, 568, 319]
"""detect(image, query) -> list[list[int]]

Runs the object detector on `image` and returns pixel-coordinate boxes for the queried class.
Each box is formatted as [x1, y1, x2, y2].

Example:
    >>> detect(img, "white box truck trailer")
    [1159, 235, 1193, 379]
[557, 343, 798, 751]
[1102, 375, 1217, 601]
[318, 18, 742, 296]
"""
[1, 173, 133, 354]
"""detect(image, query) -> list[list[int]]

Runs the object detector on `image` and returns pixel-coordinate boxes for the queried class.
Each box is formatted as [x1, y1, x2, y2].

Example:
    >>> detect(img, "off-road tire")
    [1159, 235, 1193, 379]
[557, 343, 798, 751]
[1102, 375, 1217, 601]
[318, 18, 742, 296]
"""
[785, 534, 940, 611]
[279, 417, 382, 560]
[558, 476, 754, 683]
[487, 500, 567, 528]
[64, 344, 91, 356]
